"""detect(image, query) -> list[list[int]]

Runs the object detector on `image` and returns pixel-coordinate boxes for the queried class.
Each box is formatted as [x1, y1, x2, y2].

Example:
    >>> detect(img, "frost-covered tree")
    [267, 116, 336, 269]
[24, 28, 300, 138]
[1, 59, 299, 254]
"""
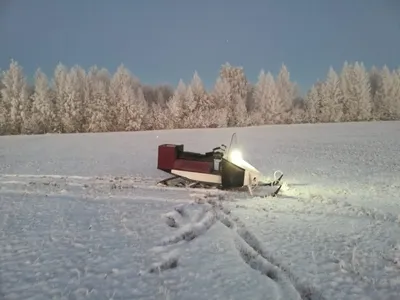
[182, 71, 214, 128]
[52, 63, 69, 132]
[85, 67, 112, 132]
[126, 86, 148, 131]
[0, 72, 7, 134]
[340, 62, 372, 121]
[219, 63, 249, 126]
[0, 60, 30, 134]
[30, 69, 56, 133]
[372, 66, 400, 120]
[207, 77, 230, 127]
[354, 62, 373, 120]
[394, 69, 400, 119]
[145, 102, 169, 130]
[250, 70, 269, 125]
[177, 72, 206, 128]
[275, 64, 297, 123]
[305, 83, 322, 123]
[251, 70, 281, 124]
[232, 94, 247, 126]
[1, 59, 400, 136]
[319, 67, 344, 122]
[109, 65, 148, 131]
[290, 97, 306, 124]
[61, 65, 86, 133]
[142, 85, 173, 130]
[369, 66, 381, 102]
[166, 79, 186, 129]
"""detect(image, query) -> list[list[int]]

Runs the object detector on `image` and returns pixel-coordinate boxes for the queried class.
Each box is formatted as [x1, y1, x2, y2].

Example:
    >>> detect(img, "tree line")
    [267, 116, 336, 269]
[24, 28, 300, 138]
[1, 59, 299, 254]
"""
[0, 59, 399, 135]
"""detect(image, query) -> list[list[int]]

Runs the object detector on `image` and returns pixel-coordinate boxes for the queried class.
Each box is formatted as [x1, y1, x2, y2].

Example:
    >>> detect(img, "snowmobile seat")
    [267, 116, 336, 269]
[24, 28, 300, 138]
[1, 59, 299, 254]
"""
[177, 150, 215, 162]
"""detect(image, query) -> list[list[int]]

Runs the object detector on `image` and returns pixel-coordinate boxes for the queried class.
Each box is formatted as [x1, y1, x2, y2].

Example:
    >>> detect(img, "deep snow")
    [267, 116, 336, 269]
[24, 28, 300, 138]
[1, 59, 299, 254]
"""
[0, 121, 399, 300]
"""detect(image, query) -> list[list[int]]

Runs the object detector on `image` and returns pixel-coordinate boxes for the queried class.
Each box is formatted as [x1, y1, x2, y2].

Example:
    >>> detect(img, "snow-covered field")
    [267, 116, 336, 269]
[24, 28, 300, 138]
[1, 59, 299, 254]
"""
[0, 121, 400, 300]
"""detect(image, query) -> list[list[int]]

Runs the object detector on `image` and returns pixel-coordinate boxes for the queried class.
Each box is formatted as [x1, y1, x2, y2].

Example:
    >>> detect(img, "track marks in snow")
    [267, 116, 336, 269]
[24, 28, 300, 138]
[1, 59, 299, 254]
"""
[149, 193, 323, 299]
[160, 204, 217, 246]
[215, 204, 323, 300]
[145, 201, 218, 274]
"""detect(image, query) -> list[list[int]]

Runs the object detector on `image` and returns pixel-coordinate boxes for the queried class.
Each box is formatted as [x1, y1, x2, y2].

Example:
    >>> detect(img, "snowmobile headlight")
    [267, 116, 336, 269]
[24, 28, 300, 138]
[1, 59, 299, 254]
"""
[229, 149, 243, 164]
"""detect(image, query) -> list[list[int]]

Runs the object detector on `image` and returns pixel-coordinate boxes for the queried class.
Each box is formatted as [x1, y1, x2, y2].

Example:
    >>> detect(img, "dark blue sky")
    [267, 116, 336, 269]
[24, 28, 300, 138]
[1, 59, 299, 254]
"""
[1, 0, 399, 93]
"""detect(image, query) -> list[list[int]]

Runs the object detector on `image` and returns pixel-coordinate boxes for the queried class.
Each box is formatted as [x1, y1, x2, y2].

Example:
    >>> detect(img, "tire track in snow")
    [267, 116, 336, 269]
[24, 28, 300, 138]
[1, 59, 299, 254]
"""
[145, 202, 218, 274]
[0, 174, 230, 198]
[207, 198, 324, 300]
[150, 193, 324, 300]
[2, 173, 398, 226]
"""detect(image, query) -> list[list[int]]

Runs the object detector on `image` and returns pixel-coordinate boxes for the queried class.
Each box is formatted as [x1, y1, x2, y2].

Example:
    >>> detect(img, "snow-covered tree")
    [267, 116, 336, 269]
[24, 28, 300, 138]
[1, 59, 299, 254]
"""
[85, 68, 112, 132]
[130, 86, 147, 129]
[142, 85, 173, 130]
[109, 65, 148, 131]
[219, 63, 249, 126]
[275, 64, 297, 123]
[183, 71, 214, 128]
[373, 66, 400, 120]
[1, 60, 400, 136]
[207, 77, 230, 128]
[319, 67, 344, 122]
[290, 97, 306, 124]
[305, 83, 322, 123]
[61, 65, 86, 133]
[145, 102, 169, 130]
[52, 63, 69, 132]
[251, 70, 282, 124]
[340, 62, 372, 121]
[0, 72, 8, 134]
[0, 60, 30, 134]
[369, 66, 381, 102]
[30, 69, 56, 133]
[354, 62, 373, 121]
[250, 70, 269, 125]
[394, 69, 400, 119]
[232, 94, 248, 126]
[166, 79, 186, 129]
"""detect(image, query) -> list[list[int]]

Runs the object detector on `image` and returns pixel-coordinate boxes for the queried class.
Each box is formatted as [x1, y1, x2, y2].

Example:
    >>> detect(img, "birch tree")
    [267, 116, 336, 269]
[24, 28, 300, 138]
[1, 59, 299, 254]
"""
[319, 67, 344, 122]
[166, 79, 186, 129]
[86, 68, 112, 132]
[62, 66, 86, 132]
[340, 62, 372, 121]
[109, 65, 148, 131]
[127, 86, 148, 131]
[52, 63, 69, 132]
[219, 63, 249, 126]
[394, 69, 400, 119]
[0, 74, 6, 134]
[30, 69, 56, 133]
[305, 83, 322, 123]
[184, 71, 213, 128]
[250, 70, 269, 125]
[373, 66, 400, 120]
[208, 77, 230, 127]
[275, 64, 297, 123]
[251, 70, 281, 124]
[0, 60, 30, 134]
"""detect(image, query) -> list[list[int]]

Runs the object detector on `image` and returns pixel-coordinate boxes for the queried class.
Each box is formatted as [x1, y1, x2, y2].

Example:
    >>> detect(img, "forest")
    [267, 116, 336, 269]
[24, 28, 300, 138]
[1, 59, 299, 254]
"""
[0, 59, 399, 135]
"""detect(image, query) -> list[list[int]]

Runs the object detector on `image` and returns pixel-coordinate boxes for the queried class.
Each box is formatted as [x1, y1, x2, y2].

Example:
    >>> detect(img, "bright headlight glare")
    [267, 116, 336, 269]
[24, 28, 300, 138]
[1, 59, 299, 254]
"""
[230, 149, 243, 164]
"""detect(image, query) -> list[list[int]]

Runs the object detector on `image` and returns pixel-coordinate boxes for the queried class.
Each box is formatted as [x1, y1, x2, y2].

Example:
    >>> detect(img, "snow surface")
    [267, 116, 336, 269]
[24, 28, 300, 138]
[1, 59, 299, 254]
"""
[0, 121, 400, 300]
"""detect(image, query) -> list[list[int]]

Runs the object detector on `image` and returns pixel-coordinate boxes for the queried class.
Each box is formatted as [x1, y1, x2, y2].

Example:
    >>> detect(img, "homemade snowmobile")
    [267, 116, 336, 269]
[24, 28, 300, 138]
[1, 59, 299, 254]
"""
[156, 133, 283, 197]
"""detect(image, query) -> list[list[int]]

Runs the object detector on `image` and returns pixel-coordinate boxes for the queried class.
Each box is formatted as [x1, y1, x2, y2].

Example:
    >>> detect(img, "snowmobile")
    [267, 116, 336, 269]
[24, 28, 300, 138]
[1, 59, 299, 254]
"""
[156, 133, 283, 197]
